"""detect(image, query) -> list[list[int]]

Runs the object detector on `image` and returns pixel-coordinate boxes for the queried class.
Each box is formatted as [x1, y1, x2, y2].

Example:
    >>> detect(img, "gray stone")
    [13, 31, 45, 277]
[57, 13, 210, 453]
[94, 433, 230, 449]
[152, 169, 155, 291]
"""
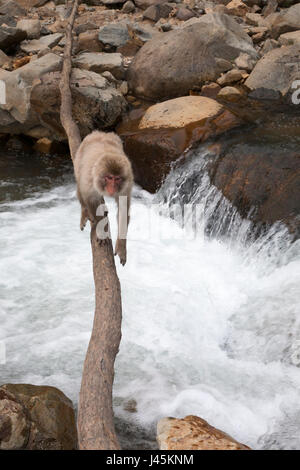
[0, 0, 26, 16]
[127, 22, 158, 44]
[266, 4, 300, 39]
[0, 26, 26, 52]
[0, 49, 10, 67]
[176, 6, 196, 21]
[234, 52, 257, 71]
[30, 68, 127, 139]
[217, 68, 245, 85]
[0, 53, 62, 134]
[279, 30, 300, 46]
[98, 23, 130, 49]
[74, 52, 125, 80]
[245, 45, 300, 98]
[16, 19, 41, 40]
[143, 3, 174, 22]
[0, 15, 17, 27]
[122, 0, 135, 13]
[260, 38, 280, 54]
[134, 0, 168, 9]
[128, 13, 258, 100]
[20, 33, 64, 54]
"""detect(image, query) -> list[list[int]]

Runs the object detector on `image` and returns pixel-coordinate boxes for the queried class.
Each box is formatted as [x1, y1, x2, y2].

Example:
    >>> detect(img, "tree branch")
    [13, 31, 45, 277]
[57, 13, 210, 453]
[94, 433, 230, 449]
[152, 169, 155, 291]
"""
[59, 0, 122, 450]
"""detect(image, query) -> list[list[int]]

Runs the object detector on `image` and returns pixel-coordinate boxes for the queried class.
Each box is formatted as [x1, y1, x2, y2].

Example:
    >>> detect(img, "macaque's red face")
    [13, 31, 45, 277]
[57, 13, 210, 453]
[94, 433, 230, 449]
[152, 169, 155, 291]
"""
[104, 174, 123, 196]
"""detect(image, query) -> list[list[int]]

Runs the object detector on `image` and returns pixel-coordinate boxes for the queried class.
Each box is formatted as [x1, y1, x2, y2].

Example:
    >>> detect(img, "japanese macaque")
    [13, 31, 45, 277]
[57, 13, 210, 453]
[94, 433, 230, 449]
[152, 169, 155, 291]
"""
[74, 131, 134, 265]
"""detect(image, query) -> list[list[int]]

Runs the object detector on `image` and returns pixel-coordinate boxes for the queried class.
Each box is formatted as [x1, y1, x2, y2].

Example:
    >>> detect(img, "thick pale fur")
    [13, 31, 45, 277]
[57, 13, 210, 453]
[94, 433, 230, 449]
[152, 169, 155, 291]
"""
[74, 131, 133, 265]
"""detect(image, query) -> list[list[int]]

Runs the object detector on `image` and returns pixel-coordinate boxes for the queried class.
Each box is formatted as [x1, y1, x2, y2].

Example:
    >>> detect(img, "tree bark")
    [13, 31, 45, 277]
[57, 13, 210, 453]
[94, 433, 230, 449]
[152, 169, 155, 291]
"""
[59, 0, 122, 450]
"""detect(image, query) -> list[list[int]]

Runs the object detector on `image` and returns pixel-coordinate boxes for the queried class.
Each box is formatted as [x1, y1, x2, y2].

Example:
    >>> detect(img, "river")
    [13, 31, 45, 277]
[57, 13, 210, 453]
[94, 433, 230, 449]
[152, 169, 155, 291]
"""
[0, 140, 300, 449]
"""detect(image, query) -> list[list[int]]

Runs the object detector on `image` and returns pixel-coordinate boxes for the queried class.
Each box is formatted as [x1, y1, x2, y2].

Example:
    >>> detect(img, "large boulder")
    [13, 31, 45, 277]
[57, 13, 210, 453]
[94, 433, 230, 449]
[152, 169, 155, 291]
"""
[266, 4, 300, 39]
[245, 45, 300, 100]
[118, 96, 242, 192]
[0, 53, 62, 134]
[127, 13, 258, 100]
[31, 68, 127, 140]
[208, 136, 300, 236]
[0, 384, 77, 450]
[157, 416, 250, 450]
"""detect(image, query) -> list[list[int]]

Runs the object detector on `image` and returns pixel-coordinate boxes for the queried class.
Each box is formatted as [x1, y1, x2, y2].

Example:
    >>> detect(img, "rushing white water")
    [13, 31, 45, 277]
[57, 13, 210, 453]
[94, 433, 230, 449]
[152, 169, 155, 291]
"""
[0, 148, 300, 449]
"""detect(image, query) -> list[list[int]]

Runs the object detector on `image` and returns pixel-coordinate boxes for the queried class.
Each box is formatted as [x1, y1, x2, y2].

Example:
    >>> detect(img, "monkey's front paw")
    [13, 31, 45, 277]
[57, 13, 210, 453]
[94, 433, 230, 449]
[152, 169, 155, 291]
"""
[114, 240, 127, 266]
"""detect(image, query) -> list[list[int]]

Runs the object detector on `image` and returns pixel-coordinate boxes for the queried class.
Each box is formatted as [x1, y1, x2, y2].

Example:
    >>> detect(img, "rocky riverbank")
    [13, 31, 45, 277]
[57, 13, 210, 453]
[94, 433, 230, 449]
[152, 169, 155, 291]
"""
[0, 0, 299, 235]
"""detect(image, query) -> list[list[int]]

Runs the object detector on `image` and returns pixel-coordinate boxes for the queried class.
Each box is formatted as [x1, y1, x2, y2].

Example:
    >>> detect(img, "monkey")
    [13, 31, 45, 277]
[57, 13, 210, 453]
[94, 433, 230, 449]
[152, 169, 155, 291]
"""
[74, 131, 134, 266]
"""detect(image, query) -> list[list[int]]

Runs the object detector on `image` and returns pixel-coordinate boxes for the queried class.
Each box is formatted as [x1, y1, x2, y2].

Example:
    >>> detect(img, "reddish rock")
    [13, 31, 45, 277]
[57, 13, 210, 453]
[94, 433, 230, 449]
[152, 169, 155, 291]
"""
[118, 96, 242, 192]
[157, 416, 250, 450]
[0, 384, 77, 450]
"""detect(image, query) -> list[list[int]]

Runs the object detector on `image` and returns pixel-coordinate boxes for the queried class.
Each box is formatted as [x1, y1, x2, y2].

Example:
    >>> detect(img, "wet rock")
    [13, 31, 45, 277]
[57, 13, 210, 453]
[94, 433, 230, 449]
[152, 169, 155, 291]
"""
[74, 52, 125, 80]
[157, 416, 250, 450]
[31, 68, 127, 140]
[0, 53, 62, 134]
[0, 26, 27, 52]
[118, 96, 242, 192]
[16, 19, 41, 40]
[128, 13, 257, 100]
[98, 23, 130, 50]
[143, 3, 174, 21]
[20, 33, 63, 54]
[0, 384, 77, 450]
[208, 137, 300, 236]
[0, 0, 25, 16]
[245, 45, 300, 101]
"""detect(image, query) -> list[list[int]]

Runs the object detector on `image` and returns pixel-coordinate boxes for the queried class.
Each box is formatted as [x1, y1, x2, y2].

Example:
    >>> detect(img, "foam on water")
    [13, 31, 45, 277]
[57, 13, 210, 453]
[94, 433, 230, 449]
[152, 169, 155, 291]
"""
[0, 150, 300, 449]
